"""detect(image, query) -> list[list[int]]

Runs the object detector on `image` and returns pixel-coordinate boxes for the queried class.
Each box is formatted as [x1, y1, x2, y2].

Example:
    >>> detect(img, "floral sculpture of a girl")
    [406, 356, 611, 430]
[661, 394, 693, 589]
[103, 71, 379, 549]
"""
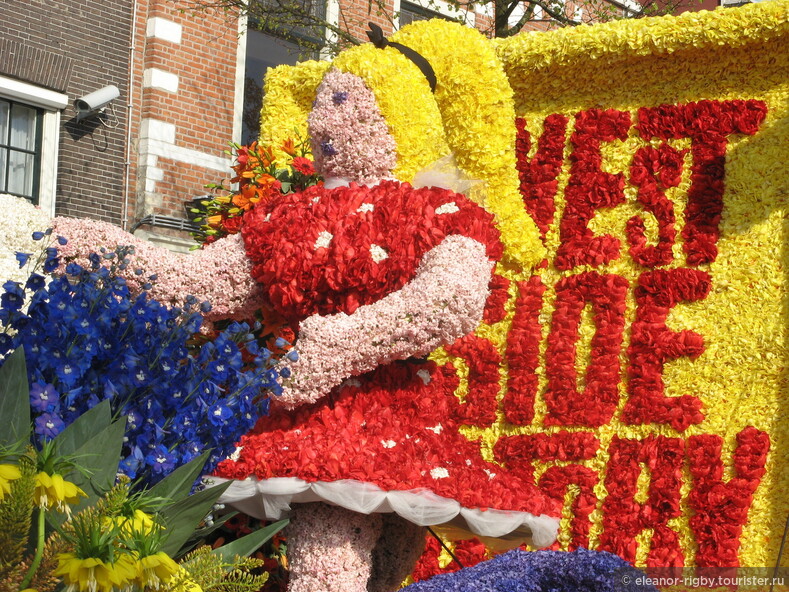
[52, 21, 559, 592]
[211, 30, 560, 592]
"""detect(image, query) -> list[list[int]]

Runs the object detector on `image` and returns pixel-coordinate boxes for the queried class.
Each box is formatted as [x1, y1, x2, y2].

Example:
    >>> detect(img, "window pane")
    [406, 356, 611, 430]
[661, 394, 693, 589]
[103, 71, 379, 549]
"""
[8, 150, 34, 196]
[0, 102, 8, 146]
[0, 150, 6, 192]
[10, 104, 37, 151]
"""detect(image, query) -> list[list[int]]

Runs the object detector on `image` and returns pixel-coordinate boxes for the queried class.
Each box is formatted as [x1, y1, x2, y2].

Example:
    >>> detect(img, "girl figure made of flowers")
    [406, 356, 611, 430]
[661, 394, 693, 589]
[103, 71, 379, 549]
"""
[211, 27, 560, 592]
[51, 20, 560, 592]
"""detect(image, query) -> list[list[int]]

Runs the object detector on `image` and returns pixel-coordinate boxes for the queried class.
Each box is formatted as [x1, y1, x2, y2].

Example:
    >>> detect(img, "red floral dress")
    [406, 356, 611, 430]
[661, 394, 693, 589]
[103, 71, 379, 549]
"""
[215, 181, 560, 534]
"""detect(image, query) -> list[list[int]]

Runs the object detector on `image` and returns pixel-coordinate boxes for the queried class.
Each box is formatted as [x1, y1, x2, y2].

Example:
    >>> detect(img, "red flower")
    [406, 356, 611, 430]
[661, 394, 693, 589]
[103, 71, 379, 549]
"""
[515, 114, 568, 242]
[221, 215, 243, 235]
[687, 427, 770, 567]
[503, 276, 545, 425]
[555, 108, 631, 270]
[544, 271, 629, 427]
[636, 100, 767, 266]
[291, 156, 315, 176]
[622, 268, 710, 431]
[598, 436, 685, 566]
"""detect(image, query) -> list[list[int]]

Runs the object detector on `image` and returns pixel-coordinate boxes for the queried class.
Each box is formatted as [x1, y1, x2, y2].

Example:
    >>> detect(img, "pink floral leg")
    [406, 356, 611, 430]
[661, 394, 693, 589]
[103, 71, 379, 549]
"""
[286, 503, 383, 592]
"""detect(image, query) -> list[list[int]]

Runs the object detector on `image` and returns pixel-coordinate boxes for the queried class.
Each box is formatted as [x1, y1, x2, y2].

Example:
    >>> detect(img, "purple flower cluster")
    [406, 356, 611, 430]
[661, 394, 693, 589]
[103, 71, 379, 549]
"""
[401, 548, 658, 592]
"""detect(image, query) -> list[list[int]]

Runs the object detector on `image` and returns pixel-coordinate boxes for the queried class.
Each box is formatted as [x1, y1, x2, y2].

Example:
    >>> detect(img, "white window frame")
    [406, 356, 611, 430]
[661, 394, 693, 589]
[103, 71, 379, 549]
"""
[0, 75, 67, 218]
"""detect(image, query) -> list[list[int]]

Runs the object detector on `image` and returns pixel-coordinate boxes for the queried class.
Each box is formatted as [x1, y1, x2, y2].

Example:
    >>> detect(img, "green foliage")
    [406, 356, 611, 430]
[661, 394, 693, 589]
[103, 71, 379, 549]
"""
[211, 518, 289, 563]
[0, 453, 35, 579]
[178, 545, 270, 592]
[0, 348, 30, 448]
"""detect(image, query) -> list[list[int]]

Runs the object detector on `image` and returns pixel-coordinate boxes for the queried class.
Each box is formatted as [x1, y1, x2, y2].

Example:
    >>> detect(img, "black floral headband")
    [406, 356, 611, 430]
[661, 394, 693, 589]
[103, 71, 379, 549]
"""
[366, 22, 437, 93]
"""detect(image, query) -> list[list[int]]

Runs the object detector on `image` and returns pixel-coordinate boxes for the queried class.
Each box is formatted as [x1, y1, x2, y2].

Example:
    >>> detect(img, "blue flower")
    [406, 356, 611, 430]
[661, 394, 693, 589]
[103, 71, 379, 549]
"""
[25, 273, 46, 292]
[1, 290, 24, 312]
[30, 382, 59, 413]
[35, 412, 65, 439]
[145, 444, 177, 475]
[120, 445, 145, 480]
[320, 141, 337, 157]
[400, 548, 658, 592]
[1, 248, 279, 487]
[31, 231, 45, 241]
[208, 403, 233, 426]
[15, 252, 31, 268]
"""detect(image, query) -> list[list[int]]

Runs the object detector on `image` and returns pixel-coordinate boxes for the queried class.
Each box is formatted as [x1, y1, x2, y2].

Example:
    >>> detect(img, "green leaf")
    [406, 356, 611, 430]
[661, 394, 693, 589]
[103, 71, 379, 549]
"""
[0, 348, 30, 449]
[64, 419, 126, 515]
[173, 511, 238, 558]
[159, 480, 232, 558]
[211, 519, 288, 564]
[147, 451, 210, 506]
[52, 399, 112, 458]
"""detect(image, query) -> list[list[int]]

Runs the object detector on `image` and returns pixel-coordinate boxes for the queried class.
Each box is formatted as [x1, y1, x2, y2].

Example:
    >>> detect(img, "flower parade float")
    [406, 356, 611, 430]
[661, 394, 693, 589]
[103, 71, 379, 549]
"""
[242, 3, 788, 588]
[45, 26, 563, 591]
[1, 1, 787, 590]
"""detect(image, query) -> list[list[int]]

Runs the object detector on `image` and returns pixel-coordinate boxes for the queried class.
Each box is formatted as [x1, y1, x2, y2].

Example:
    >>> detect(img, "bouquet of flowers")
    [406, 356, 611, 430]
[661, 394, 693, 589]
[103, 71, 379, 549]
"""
[191, 139, 321, 246]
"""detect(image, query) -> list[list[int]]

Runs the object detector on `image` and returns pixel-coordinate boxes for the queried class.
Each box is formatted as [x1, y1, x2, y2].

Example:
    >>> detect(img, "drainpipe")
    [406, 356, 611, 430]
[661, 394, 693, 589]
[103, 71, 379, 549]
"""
[121, 0, 139, 231]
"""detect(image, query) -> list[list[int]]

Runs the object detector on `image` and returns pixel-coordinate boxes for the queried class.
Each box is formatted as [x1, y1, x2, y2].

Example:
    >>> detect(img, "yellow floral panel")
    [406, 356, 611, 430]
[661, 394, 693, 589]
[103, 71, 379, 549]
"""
[260, 1, 789, 583]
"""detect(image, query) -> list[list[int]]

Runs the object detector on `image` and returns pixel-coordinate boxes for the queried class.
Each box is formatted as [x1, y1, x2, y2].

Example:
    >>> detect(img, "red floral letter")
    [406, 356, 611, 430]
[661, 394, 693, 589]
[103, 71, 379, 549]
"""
[495, 432, 599, 549]
[504, 276, 545, 425]
[599, 436, 685, 567]
[622, 268, 710, 431]
[637, 100, 767, 265]
[544, 272, 629, 427]
[446, 335, 501, 428]
[627, 144, 686, 268]
[555, 108, 631, 270]
[540, 466, 600, 550]
[515, 114, 569, 241]
[483, 273, 511, 325]
[687, 427, 770, 567]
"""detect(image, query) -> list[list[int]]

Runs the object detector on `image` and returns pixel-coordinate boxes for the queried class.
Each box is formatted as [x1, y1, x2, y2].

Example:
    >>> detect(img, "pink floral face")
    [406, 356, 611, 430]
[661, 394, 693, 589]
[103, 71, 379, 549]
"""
[307, 69, 397, 185]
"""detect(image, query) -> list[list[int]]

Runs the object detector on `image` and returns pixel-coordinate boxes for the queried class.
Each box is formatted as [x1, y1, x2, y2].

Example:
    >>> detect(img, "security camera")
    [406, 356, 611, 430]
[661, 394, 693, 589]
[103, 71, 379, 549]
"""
[74, 85, 120, 121]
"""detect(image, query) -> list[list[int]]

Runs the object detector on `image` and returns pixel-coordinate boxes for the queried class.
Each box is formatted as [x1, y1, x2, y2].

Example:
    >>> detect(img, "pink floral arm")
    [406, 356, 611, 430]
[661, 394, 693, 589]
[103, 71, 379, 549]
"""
[52, 217, 268, 323]
[274, 234, 493, 409]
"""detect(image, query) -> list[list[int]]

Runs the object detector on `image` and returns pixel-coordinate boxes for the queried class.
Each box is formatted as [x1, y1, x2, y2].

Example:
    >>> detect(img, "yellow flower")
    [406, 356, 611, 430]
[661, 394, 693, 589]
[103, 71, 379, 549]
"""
[54, 552, 134, 592]
[34, 472, 86, 514]
[134, 551, 180, 589]
[0, 463, 21, 501]
[111, 509, 155, 535]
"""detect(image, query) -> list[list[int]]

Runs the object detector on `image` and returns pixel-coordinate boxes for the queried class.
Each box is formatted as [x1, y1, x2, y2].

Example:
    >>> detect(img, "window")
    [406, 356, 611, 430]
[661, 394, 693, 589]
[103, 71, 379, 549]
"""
[242, 30, 307, 144]
[399, 1, 456, 27]
[0, 98, 43, 201]
[0, 76, 67, 216]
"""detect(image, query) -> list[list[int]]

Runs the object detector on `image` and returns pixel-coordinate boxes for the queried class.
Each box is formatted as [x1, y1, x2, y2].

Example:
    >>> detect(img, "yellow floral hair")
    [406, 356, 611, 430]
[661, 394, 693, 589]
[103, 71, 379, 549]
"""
[392, 19, 546, 271]
[259, 60, 331, 160]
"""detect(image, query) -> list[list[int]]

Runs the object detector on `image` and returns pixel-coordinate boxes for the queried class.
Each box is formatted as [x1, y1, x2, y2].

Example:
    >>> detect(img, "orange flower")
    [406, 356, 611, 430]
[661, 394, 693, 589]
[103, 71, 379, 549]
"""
[233, 184, 261, 211]
[281, 138, 297, 156]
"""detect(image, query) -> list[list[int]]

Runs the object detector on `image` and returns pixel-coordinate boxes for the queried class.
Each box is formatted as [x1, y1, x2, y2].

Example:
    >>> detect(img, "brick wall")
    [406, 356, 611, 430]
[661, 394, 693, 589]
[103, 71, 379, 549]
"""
[0, 0, 134, 224]
[130, 0, 241, 241]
